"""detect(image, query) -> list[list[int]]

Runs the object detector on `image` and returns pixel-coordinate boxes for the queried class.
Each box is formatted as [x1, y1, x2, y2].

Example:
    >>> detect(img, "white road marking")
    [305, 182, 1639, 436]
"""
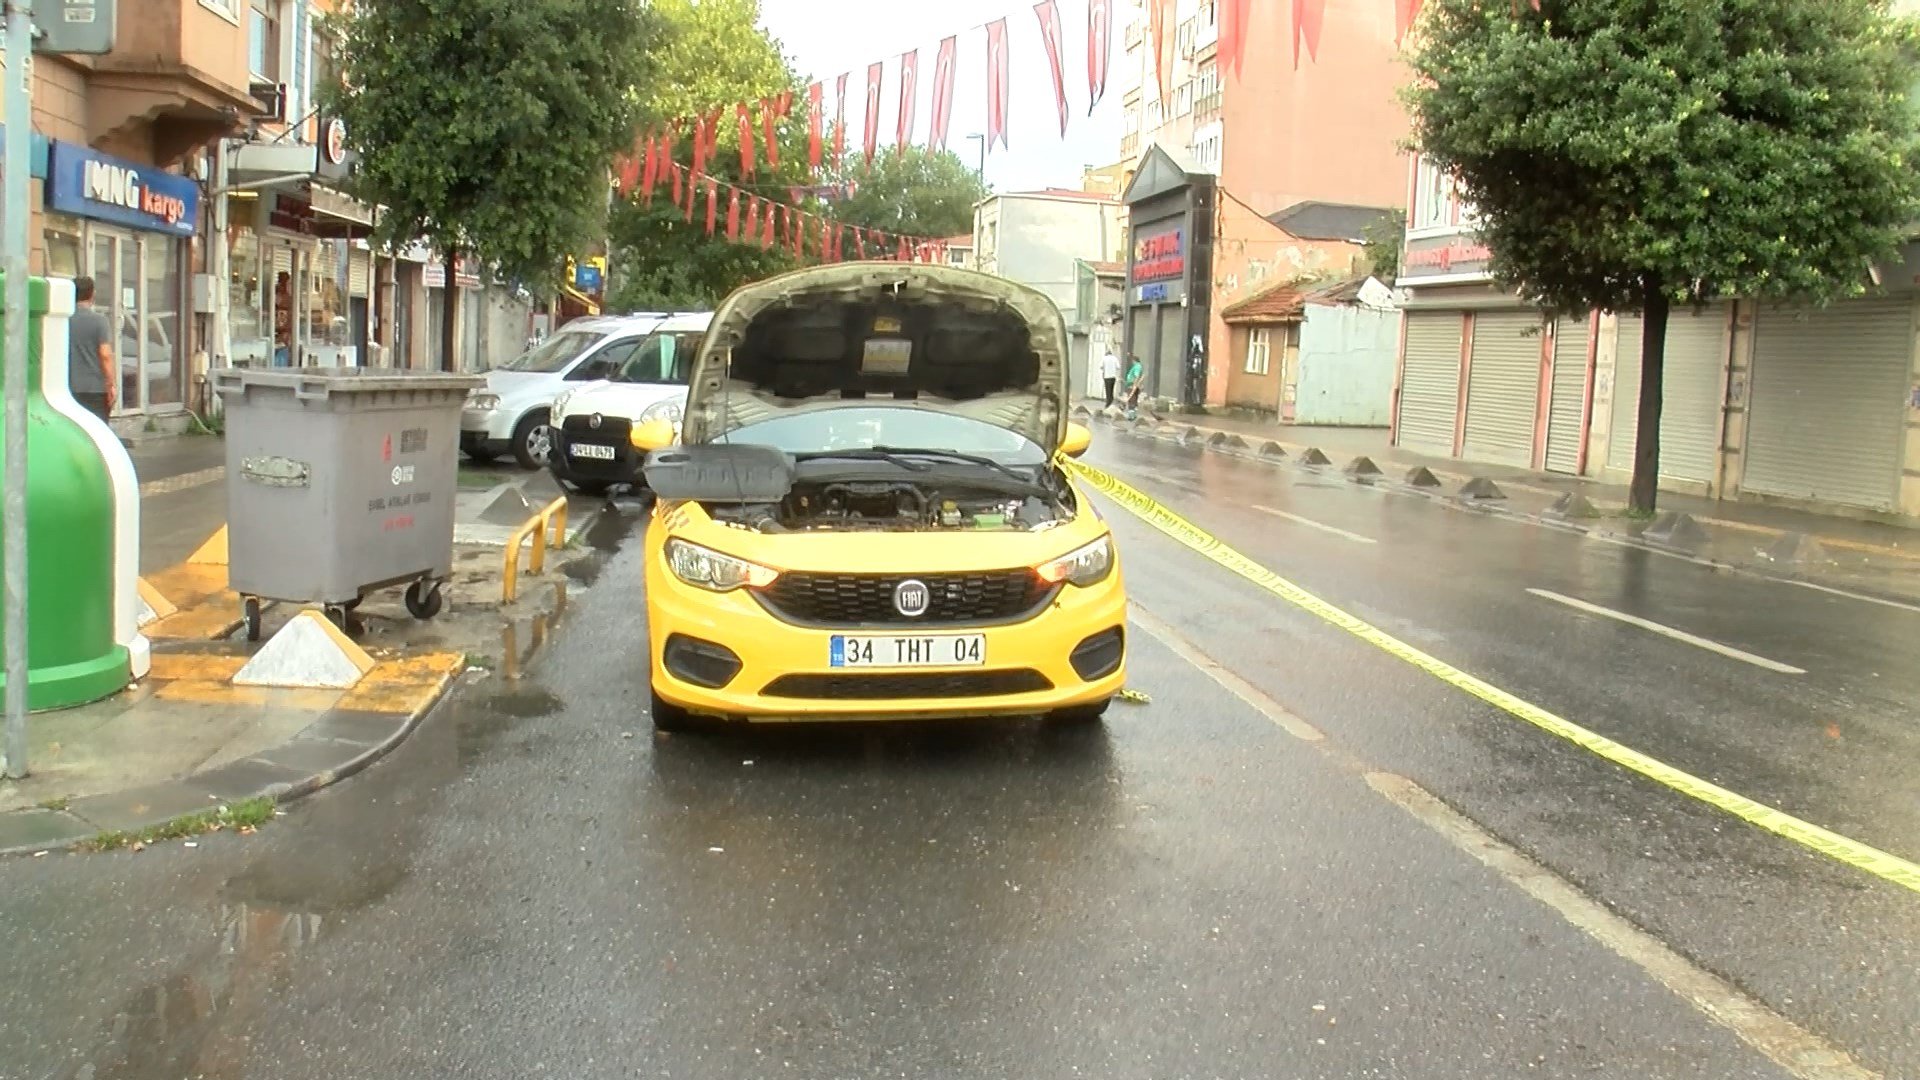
[1787, 578, 1920, 616]
[1128, 601, 1871, 1080]
[1527, 588, 1806, 675]
[138, 466, 225, 498]
[1253, 505, 1377, 544]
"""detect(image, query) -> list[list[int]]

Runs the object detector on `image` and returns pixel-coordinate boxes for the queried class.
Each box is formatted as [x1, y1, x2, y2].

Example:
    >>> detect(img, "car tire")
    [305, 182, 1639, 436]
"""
[568, 479, 612, 496]
[650, 688, 701, 733]
[1047, 697, 1111, 725]
[511, 410, 553, 470]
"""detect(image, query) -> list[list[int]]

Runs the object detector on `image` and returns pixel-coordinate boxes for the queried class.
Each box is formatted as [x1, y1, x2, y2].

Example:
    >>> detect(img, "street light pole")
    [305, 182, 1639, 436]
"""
[966, 133, 985, 178]
[2, 0, 33, 778]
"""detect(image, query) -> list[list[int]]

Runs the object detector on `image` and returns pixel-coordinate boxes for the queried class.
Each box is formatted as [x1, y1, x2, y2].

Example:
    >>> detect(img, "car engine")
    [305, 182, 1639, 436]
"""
[710, 480, 1072, 532]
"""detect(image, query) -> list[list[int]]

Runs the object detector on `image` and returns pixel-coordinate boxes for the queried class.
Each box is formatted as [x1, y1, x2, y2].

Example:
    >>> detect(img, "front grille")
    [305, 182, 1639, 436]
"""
[757, 570, 1057, 627]
[562, 414, 633, 439]
[762, 669, 1053, 700]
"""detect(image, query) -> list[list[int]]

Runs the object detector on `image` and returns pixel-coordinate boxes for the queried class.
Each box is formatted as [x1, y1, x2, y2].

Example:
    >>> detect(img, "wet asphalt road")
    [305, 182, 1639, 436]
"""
[3, 431, 1917, 1078]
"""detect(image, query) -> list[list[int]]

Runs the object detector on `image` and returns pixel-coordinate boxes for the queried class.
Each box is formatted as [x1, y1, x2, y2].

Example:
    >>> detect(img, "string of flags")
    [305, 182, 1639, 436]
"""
[610, 0, 1525, 263]
[627, 159, 956, 266]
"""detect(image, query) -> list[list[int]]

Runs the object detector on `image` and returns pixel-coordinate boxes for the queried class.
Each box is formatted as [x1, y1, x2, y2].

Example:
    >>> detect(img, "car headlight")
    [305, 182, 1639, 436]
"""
[468, 392, 500, 411]
[1036, 535, 1114, 587]
[665, 539, 779, 591]
[639, 398, 684, 424]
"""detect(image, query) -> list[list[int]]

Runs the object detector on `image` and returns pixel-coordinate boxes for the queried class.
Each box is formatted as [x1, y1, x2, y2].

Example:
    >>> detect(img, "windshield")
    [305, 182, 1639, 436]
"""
[498, 330, 600, 373]
[726, 406, 1049, 465]
[614, 331, 703, 384]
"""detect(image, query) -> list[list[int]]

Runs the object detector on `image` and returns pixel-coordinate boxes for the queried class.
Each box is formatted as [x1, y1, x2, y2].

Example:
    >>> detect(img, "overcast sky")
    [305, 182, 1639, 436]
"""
[757, 0, 1125, 193]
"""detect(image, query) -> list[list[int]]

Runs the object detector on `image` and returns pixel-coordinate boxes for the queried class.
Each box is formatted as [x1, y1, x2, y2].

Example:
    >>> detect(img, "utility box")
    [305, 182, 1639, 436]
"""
[211, 367, 483, 639]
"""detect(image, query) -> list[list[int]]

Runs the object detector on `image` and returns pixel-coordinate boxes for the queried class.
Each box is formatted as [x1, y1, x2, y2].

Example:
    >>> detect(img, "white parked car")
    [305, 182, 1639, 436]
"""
[460, 313, 677, 468]
[548, 312, 712, 494]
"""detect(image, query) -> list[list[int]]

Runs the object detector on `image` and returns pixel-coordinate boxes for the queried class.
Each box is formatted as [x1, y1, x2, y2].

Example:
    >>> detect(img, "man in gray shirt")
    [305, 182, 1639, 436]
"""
[68, 276, 115, 421]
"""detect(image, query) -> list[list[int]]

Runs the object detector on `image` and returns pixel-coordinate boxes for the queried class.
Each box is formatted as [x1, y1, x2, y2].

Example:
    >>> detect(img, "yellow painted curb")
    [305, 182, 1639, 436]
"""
[187, 525, 229, 566]
[337, 652, 467, 716]
[232, 610, 376, 690]
[136, 577, 178, 623]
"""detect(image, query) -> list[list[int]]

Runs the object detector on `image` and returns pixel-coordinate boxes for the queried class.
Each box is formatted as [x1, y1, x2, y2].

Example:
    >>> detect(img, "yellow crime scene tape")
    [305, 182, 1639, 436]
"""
[1064, 457, 1920, 897]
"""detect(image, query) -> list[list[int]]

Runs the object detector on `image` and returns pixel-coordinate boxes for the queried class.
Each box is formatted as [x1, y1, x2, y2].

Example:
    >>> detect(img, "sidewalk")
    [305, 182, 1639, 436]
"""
[1083, 408, 1920, 604]
[0, 437, 577, 856]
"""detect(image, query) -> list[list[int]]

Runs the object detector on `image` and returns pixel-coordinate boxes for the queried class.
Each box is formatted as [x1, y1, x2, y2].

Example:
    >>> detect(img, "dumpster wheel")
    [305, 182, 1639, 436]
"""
[405, 578, 446, 620]
[242, 597, 263, 643]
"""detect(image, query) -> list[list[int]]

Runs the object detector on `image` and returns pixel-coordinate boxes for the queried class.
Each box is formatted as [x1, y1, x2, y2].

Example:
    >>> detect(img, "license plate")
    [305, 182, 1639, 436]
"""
[570, 443, 616, 460]
[830, 634, 986, 668]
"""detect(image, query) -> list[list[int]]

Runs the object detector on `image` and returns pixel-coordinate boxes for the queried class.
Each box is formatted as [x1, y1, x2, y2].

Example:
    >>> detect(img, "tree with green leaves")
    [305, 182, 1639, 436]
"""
[1361, 209, 1406, 282]
[1406, 0, 1920, 512]
[606, 0, 809, 311]
[828, 149, 989, 242]
[327, 0, 649, 369]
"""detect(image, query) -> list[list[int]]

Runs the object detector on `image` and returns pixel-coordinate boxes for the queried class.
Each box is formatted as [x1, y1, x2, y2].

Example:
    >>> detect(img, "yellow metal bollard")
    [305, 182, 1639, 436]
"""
[502, 496, 569, 603]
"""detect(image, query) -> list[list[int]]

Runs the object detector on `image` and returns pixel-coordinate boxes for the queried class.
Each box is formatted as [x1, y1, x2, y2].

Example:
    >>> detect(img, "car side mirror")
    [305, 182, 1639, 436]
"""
[630, 417, 676, 453]
[1060, 421, 1093, 459]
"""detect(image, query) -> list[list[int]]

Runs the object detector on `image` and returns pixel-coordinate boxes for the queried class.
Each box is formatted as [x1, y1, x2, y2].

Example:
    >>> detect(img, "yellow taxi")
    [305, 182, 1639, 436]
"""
[628, 262, 1125, 731]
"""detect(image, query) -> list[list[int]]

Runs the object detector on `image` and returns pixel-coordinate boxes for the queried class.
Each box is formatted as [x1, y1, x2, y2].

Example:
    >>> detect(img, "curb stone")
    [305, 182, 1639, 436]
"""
[0, 658, 469, 858]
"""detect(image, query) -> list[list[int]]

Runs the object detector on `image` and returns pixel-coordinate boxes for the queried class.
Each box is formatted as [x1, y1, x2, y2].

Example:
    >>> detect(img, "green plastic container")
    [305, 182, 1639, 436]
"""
[0, 273, 131, 710]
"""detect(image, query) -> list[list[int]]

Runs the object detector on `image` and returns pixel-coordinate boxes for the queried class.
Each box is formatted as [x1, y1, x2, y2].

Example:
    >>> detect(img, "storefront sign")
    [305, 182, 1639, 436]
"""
[30, 0, 117, 55]
[316, 116, 360, 183]
[575, 263, 603, 292]
[45, 141, 199, 237]
[1132, 225, 1185, 283]
[455, 254, 482, 289]
[1135, 282, 1170, 303]
[269, 193, 318, 235]
[1400, 232, 1494, 283]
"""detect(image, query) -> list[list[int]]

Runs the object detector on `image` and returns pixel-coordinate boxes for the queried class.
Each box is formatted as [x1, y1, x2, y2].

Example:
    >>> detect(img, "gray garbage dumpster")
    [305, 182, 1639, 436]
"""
[211, 367, 485, 640]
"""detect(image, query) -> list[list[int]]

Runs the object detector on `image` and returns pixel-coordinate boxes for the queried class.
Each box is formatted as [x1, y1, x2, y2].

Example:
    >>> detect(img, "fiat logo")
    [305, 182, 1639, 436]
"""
[893, 579, 930, 618]
[588, 413, 603, 429]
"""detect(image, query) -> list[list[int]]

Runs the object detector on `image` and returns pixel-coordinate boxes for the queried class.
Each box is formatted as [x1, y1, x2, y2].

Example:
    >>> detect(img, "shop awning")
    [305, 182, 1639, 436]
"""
[559, 285, 601, 316]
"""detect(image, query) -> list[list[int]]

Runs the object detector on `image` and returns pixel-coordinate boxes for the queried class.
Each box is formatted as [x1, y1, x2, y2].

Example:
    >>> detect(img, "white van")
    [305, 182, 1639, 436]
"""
[547, 311, 712, 494]
[460, 312, 677, 468]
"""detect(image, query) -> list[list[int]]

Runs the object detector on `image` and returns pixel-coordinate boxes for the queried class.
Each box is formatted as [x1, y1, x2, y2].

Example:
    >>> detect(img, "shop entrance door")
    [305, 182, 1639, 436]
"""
[88, 229, 184, 414]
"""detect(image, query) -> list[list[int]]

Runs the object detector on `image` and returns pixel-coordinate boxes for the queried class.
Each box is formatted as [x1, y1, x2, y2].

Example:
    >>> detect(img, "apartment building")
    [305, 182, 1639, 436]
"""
[1112, 0, 1409, 407]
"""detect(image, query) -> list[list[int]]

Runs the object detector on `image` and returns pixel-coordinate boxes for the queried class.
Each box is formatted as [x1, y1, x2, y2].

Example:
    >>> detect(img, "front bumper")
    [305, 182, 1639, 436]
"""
[462, 407, 511, 441]
[550, 423, 643, 487]
[648, 560, 1127, 721]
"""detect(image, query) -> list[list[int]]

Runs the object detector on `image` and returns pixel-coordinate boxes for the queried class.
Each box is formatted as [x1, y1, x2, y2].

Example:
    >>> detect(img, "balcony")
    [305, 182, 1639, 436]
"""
[1120, 132, 1139, 157]
[1194, 90, 1222, 123]
[89, 0, 260, 163]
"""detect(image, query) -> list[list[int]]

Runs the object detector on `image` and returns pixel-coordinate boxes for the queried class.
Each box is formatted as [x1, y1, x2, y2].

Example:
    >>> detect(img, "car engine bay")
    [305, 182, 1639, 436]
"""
[709, 478, 1073, 532]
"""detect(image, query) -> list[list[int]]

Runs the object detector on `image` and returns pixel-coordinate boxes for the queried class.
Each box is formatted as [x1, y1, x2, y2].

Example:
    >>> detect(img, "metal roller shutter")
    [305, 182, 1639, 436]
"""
[1463, 310, 1542, 467]
[1544, 317, 1590, 474]
[1612, 307, 1726, 483]
[1156, 309, 1186, 404]
[1745, 298, 1909, 511]
[349, 249, 372, 296]
[1396, 312, 1462, 455]
[1607, 317, 1642, 473]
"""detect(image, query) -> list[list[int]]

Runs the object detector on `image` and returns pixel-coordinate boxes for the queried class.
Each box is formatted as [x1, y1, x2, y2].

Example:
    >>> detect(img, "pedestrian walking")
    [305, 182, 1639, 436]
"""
[68, 276, 115, 423]
[1100, 346, 1121, 408]
[1122, 353, 1145, 420]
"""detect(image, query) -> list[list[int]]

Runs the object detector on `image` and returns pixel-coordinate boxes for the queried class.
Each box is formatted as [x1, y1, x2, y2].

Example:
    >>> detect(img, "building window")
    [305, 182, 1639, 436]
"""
[1412, 157, 1455, 230]
[1192, 129, 1221, 169]
[199, 0, 240, 19]
[249, 0, 279, 81]
[312, 28, 339, 108]
[1246, 328, 1271, 375]
[1174, 80, 1193, 117]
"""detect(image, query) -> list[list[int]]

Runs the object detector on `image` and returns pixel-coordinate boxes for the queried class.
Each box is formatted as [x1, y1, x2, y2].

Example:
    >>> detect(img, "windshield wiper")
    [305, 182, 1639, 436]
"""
[795, 447, 1045, 492]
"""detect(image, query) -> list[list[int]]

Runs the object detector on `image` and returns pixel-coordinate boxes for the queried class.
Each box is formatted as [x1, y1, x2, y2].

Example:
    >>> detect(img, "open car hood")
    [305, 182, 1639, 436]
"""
[679, 263, 1070, 451]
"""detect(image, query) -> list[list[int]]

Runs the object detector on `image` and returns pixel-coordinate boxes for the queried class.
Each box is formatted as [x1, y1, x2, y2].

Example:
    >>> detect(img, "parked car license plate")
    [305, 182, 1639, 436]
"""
[570, 443, 616, 460]
[830, 634, 986, 668]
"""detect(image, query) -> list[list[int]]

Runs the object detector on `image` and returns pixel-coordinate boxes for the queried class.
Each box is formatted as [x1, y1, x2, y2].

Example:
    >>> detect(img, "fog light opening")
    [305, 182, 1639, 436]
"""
[663, 634, 744, 689]
[1069, 626, 1125, 682]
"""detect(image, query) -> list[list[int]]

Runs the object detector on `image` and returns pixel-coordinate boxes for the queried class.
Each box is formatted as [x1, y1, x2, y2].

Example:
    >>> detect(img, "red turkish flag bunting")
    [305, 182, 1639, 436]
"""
[863, 62, 884, 165]
[764, 92, 790, 168]
[726, 188, 741, 239]
[1086, 0, 1111, 114]
[834, 72, 850, 162]
[1220, 0, 1251, 78]
[704, 179, 718, 235]
[762, 204, 775, 248]
[639, 134, 658, 201]
[985, 19, 1010, 150]
[1292, 0, 1325, 69]
[1147, 0, 1174, 106]
[737, 103, 756, 176]
[855, 228, 868, 259]
[897, 50, 919, 156]
[669, 159, 683, 206]
[929, 36, 957, 149]
[1394, 0, 1422, 44]
[1033, 1, 1069, 137]
[897, 236, 910, 263]
[807, 83, 825, 169]
[616, 134, 641, 195]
